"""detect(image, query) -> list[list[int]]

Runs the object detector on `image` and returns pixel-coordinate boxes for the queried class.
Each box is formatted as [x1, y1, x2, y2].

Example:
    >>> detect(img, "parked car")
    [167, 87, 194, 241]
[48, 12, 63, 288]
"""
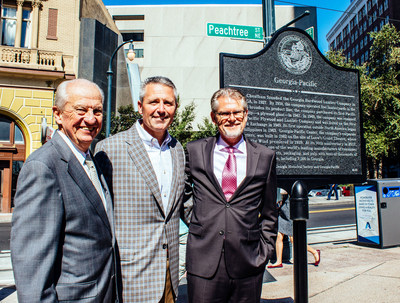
[308, 189, 330, 197]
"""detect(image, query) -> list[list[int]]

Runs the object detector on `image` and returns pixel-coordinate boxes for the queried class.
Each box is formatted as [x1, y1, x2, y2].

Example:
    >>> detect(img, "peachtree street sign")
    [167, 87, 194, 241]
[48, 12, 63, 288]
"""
[207, 23, 263, 41]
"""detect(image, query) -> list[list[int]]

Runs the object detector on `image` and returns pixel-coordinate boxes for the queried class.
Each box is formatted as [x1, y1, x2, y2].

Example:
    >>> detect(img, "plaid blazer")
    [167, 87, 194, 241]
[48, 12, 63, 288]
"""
[95, 125, 189, 303]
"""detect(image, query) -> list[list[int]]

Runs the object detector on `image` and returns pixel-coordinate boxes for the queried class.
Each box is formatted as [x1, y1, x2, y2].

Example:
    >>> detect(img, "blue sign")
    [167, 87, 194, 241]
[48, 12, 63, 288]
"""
[382, 186, 400, 198]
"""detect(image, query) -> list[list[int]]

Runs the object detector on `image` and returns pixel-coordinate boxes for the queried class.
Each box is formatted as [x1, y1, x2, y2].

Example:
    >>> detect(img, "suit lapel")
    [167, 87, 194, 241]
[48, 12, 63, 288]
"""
[126, 127, 165, 218]
[52, 133, 112, 234]
[165, 141, 178, 217]
[204, 136, 226, 201]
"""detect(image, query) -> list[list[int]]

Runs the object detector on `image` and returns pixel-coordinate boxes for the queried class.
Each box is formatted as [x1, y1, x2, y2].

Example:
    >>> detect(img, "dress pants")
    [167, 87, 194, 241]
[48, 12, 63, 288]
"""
[187, 250, 264, 303]
[159, 257, 175, 303]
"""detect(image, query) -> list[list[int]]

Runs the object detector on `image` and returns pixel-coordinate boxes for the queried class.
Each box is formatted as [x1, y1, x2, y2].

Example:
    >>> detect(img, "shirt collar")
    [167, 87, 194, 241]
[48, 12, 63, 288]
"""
[57, 130, 88, 165]
[135, 120, 172, 149]
[216, 135, 245, 154]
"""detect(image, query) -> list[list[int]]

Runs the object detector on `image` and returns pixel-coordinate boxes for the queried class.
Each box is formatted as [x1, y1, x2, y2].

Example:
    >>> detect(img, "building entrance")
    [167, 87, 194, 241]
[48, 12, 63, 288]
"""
[0, 114, 26, 212]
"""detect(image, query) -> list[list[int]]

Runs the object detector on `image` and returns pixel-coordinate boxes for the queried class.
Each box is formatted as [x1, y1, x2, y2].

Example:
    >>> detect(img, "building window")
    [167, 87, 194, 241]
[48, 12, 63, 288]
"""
[386, 16, 390, 24]
[384, 0, 388, 10]
[373, 11, 377, 21]
[121, 32, 144, 42]
[379, 5, 383, 15]
[368, 15, 372, 25]
[1, 7, 17, 46]
[364, 36, 368, 46]
[356, 59, 360, 65]
[355, 30, 358, 39]
[350, 17, 357, 29]
[360, 39, 363, 49]
[367, 0, 371, 11]
[365, 50, 369, 60]
[1, 6, 31, 48]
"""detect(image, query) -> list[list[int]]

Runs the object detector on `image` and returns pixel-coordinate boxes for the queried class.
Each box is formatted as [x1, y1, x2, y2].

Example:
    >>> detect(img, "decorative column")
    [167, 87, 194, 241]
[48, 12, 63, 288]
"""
[31, 0, 41, 48]
[14, 0, 24, 48]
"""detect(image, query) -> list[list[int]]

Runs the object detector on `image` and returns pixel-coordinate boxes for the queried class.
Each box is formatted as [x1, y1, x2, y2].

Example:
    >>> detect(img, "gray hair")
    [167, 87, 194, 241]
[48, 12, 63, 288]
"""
[139, 76, 178, 102]
[55, 79, 104, 110]
[210, 87, 248, 112]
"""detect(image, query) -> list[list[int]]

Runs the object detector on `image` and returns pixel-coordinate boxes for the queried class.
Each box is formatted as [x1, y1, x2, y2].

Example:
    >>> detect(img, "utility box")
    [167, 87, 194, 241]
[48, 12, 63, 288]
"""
[355, 179, 400, 248]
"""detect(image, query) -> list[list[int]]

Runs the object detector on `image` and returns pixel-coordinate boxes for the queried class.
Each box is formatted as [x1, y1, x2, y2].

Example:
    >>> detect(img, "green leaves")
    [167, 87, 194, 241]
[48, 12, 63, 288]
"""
[326, 24, 400, 178]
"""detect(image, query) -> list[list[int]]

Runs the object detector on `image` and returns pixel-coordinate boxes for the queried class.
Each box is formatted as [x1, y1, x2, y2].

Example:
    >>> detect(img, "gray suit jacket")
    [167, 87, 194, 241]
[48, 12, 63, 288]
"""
[95, 125, 191, 303]
[185, 135, 278, 279]
[11, 132, 120, 303]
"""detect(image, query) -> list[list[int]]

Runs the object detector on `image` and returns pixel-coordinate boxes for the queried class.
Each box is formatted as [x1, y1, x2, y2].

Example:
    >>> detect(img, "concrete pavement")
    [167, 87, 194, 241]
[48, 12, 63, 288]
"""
[2, 197, 400, 302]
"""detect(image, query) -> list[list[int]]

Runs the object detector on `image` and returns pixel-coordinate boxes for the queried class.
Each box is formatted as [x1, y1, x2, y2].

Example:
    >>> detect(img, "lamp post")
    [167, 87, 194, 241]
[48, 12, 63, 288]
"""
[106, 39, 136, 137]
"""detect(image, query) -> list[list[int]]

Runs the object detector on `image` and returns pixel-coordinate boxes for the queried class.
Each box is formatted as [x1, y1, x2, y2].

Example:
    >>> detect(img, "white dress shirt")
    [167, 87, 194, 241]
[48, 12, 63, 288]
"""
[213, 136, 247, 189]
[136, 120, 173, 213]
[57, 130, 107, 209]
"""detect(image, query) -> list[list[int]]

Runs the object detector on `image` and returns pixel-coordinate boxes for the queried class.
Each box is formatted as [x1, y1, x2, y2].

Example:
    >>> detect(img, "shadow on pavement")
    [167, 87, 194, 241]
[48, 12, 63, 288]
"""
[0, 286, 15, 300]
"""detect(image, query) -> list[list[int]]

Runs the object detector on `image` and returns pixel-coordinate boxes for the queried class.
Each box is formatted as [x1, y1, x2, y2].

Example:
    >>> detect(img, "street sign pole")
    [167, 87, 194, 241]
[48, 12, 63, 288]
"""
[262, 0, 275, 45]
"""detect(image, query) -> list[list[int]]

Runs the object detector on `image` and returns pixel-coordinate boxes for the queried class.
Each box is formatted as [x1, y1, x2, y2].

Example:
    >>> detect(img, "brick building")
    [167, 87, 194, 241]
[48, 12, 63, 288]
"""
[0, 0, 122, 213]
[326, 0, 400, 65]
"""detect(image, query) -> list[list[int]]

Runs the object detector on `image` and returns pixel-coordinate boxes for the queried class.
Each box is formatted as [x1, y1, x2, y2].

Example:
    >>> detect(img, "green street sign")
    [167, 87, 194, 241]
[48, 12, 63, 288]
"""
[207, 23, 264, 41]
[305, 26, 314, 40]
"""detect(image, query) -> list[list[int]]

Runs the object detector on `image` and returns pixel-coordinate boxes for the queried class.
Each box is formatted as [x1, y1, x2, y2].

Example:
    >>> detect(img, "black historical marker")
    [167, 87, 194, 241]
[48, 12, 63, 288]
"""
[220, 28, 366, 190]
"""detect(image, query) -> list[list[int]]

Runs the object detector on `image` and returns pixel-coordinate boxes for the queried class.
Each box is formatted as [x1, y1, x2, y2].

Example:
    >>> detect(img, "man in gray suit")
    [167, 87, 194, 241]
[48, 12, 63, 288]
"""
[184, 88, 278, 303]
[11, 79, 121, 303]
[95, 76, 191, 303]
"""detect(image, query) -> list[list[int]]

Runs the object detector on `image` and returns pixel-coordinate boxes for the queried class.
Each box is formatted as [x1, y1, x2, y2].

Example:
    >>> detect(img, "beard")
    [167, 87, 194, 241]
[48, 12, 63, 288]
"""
[221, 125, 244, 139]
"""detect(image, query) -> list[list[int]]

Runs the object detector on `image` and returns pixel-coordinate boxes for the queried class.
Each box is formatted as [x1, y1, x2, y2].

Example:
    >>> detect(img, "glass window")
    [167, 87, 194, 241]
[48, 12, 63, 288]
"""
[14, 124, 24, 143]
[0, 117, 11, 141]
[1, 6, 31, 47]
[121, 32, 144, 42]
[384, 0, 388, 10]
[20, 9, 31, 48]
[1, 7, 17, 46]
[379, 5, 383, 15]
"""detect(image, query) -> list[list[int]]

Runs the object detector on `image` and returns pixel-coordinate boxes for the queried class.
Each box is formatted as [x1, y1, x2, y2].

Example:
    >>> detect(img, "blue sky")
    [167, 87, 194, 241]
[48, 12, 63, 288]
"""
[102, 0, 351, 52]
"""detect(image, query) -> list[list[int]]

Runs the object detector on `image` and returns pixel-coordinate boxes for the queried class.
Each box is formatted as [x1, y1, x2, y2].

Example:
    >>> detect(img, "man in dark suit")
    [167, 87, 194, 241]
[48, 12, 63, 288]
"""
[11, 79, 121, 302]
[184, 87, 278, 303]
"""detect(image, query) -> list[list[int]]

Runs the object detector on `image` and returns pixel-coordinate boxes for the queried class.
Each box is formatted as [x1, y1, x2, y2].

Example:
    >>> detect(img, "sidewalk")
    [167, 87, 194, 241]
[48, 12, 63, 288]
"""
[2, 197, 400, 302]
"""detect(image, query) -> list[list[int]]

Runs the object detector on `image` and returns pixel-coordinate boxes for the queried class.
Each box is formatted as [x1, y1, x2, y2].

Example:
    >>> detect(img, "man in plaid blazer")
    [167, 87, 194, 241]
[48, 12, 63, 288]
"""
[95, 76, 191, 303]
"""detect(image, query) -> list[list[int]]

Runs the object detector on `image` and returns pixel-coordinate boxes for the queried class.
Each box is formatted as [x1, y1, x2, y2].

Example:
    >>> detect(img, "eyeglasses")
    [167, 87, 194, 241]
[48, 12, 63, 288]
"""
[215, 110, 246, 120]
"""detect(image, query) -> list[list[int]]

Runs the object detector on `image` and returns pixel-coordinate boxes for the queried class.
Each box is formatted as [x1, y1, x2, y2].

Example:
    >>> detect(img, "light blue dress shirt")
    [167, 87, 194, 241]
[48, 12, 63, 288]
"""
[135, 120, 173, 213]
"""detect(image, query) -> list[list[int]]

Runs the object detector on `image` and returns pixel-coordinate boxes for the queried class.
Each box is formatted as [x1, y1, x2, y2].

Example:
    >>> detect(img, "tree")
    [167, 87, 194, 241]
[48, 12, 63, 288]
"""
[326, 24, 400, 178]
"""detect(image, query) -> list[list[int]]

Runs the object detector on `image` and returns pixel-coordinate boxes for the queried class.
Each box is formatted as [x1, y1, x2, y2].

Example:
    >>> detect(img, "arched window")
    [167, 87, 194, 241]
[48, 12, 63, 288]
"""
[0, 114, 26, 213]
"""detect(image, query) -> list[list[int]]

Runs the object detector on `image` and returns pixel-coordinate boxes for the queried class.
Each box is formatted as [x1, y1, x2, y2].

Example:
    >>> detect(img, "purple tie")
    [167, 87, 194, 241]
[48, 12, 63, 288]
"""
[222, 147, 237, 201]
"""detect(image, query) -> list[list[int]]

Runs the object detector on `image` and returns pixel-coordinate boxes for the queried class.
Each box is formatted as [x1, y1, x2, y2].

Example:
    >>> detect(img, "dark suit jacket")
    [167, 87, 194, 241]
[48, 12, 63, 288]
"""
[11, 132, 121, 303]
[185, 135, 278, 279]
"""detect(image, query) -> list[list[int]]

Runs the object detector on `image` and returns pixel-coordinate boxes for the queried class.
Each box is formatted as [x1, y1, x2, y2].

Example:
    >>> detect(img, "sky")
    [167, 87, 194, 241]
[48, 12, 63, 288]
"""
[102, 0, 352, 53]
